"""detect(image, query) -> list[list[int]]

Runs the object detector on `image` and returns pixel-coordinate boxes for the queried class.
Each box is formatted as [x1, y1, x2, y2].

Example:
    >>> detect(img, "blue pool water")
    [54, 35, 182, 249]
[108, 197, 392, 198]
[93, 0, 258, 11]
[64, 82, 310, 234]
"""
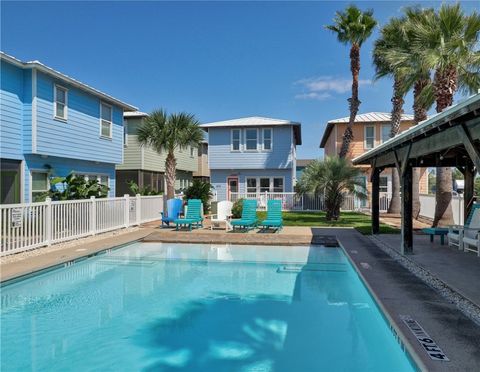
[1, 243, 416, 371]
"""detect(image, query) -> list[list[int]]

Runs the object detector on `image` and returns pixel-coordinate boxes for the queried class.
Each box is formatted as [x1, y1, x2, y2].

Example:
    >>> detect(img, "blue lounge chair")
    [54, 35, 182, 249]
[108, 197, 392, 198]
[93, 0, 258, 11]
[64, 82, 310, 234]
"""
[161, 198, 183, 227]
[231, 199, 258, 232]
[259, 199, 283, 232]
[174, 199, 203, 231]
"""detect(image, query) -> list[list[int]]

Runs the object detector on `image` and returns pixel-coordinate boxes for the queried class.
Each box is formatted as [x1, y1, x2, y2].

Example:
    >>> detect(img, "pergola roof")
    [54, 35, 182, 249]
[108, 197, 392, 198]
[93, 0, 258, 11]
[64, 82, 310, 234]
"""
[353, 93, 480, 169]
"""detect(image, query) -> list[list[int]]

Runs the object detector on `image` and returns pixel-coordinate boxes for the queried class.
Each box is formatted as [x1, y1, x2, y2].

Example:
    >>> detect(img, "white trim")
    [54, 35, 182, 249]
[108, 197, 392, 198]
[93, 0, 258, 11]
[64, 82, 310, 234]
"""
[32, 69, 37, 153]
[99, 101, 113, 139]
[244, 176, 285, 193]
[244, 128, 259, 152]
[30, 170, 50, 203]
[53, 84, 68, 122]
[230, 128, 241, 152]
[334, 124, 338, 153]
[261, 127, 273, 152]
[364, 125, 375, 150]
[123, 119, 128, 148]
[20, 160, 25, 204]
[0, 51, 137, 111]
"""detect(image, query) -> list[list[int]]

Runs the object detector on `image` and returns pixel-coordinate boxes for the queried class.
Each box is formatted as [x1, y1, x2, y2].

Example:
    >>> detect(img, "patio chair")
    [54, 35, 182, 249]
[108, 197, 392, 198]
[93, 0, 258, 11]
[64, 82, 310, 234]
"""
[210, 200, 233, 231]
[231, 199, 258, 232]
[174, 199, 203, 231]
[448, 203, 480, 250]
[259, 199, 283, 232]
[161, 198, 183, 227]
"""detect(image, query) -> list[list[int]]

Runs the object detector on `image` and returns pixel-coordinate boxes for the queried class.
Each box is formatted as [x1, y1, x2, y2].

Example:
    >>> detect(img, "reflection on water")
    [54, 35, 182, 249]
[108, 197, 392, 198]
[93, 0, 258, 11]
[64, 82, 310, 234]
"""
[1, 243, 414, 371]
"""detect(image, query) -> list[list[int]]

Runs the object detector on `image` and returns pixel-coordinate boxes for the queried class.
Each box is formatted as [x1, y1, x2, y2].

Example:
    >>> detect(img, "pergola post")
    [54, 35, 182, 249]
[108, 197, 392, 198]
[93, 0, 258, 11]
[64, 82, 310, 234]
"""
[401, 165, 413, 254]
[464, 163, 475, 223]
[371, 167, 381, 234]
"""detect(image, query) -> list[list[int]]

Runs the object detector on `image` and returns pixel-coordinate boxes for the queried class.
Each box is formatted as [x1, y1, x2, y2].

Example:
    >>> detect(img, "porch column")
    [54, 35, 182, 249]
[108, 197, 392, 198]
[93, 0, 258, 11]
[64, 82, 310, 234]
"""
[371, 168, 381, 234]
[401, 165, 413, 254]
[464, 162, 475, 223]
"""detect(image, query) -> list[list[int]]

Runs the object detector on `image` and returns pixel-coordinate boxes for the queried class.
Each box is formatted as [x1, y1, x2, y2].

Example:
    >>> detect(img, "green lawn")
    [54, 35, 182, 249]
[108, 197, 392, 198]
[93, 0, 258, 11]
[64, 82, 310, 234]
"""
[256, 211, 399, 235]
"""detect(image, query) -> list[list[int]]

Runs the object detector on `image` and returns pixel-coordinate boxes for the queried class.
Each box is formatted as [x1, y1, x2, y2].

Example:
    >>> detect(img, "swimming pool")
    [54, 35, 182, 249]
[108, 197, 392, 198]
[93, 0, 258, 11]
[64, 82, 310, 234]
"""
[1, 242, 416, 371]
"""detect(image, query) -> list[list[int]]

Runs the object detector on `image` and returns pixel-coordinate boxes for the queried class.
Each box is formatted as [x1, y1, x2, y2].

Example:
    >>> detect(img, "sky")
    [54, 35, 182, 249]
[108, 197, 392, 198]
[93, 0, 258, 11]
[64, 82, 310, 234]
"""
[1, 1, 478, 159]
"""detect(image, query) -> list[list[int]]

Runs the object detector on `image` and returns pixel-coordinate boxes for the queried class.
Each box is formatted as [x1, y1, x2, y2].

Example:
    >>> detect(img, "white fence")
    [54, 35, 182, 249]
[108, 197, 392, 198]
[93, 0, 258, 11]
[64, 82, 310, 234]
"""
[419, 194, 464, 225]
[228, 192, 382, 212]
[0, 195, 163, 256]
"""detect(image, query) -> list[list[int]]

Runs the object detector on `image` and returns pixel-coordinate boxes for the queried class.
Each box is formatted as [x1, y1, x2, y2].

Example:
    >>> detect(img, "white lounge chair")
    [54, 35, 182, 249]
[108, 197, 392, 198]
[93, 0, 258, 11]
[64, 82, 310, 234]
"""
[210, 201, 233, 231]
[448, 204, 480, 252]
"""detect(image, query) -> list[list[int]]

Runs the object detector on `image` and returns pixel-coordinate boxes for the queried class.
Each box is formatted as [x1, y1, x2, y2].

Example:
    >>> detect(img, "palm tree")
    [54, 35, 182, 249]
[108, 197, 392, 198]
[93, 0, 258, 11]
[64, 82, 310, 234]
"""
[296, 157, 366, 221]
[137, 110, 204, 199]
[411, 4, 480, 226]
[373, 16, 408, 214]
[326, 5, 377, 158]
[373, 8, 435, 217]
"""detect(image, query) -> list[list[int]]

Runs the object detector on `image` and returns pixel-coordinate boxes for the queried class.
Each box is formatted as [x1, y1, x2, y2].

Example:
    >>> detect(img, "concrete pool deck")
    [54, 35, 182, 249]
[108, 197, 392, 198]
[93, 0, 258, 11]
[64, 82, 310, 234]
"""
[2, 224, 480, 370]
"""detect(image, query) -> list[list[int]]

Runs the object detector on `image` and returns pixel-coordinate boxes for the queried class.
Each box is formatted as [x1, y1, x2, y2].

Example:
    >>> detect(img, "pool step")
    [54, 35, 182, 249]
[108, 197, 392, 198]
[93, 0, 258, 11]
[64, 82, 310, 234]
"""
[276, 263, 347, 273]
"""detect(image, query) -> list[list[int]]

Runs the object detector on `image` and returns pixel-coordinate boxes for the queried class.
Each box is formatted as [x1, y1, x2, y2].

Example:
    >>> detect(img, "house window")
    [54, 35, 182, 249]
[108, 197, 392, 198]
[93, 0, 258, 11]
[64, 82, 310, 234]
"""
[259, 178, 270, 193]
[379, 176, 388, 193]
[273, 178, 284, 192]
[100, 103, 112, 138]
[262, 128, 272, 151]
[381, 125, 391, 143]
[54, 85, 68, 120]
[123, 120, 128, 147]
[31, 171, 49, 202]
[231, 129, 241, 151]
[246, 178, 257, 193]
[190, 147, 195, 158]
[245, 129, 258, 151]
[364, 126, 375, 149]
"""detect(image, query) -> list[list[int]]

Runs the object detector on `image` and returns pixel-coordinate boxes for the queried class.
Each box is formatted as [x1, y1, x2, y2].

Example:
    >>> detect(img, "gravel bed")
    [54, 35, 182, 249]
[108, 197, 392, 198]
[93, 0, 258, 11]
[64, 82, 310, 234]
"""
[368, 235, 480, 326]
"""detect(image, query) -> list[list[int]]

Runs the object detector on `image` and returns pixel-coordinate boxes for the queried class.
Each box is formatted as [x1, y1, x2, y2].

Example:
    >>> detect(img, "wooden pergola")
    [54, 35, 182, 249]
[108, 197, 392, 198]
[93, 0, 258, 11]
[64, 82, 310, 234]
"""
[353, 94, 480, 254]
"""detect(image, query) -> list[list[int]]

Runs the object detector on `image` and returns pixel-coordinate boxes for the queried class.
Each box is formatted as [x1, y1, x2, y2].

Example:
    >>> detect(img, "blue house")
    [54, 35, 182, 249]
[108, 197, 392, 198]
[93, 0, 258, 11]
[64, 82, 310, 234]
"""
[200, 117, 302, 200]
[0, 52, 136, 204]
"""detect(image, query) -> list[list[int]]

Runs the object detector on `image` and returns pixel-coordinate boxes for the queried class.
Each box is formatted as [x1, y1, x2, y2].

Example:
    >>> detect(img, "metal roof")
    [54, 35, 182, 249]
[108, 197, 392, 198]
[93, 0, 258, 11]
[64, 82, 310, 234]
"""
[200, 116, 300, 128]
[320, 112, 415, 148]
[124, 111, 149, 118]
[200, 116, 302, 145]
[353, 93, 480, 165]
[328, 112, 414, 124]
[1, 51, 137, 111]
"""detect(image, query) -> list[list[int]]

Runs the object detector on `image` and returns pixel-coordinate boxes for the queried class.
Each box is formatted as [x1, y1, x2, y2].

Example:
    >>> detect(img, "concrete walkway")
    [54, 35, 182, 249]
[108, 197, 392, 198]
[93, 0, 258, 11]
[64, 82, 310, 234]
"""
[332, 229, 480, 371]
[376, 233, 480, 310]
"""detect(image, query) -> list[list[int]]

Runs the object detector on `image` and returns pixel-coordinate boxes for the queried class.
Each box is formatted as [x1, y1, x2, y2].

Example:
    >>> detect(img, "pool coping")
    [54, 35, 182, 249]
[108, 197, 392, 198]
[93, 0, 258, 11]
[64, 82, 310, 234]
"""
[0, 228, 154, 283]
[336, 234, 426, 371]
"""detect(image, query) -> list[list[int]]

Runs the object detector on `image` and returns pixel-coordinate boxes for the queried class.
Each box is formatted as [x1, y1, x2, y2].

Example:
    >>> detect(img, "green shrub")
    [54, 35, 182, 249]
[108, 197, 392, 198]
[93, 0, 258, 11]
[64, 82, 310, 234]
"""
[184, 180, 213, 213]
[231, 198, 244, 218]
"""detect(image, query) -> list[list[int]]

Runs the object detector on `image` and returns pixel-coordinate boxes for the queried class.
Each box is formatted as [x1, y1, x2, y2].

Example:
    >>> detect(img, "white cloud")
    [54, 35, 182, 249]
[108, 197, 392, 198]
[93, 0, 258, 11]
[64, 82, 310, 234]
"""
[294, 92, 332, 101]
[294, 76, 372, 100]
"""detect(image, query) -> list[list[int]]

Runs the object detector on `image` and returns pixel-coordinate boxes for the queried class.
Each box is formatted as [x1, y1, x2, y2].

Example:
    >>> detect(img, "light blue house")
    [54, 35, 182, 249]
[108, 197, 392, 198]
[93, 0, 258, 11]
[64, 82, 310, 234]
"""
[0, 52, 136, 203]
[200, 117, 301, 201]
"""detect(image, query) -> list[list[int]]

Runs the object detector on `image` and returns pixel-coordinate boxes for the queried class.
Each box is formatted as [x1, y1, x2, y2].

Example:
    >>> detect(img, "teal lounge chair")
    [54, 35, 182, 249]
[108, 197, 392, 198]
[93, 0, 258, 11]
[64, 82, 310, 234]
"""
[174, 199, 203, 231]
[259, 199, 283, 232]
[161, 198, 183, 227]
[231, 199, 258, 231]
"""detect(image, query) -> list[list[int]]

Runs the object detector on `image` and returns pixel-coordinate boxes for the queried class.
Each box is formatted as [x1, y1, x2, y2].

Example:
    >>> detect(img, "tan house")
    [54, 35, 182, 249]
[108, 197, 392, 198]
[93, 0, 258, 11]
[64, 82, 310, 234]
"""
[116, 111, 198, 196]
[320, 112, 428, 207]
[192, 140, 210, 182]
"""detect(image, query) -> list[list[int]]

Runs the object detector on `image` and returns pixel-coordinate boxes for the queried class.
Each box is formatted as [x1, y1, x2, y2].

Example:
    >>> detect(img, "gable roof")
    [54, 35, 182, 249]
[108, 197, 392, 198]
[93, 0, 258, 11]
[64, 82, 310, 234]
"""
[320, 112, 415, 148]
[1, 51, 137, 111]
[200, 116, 302, 145]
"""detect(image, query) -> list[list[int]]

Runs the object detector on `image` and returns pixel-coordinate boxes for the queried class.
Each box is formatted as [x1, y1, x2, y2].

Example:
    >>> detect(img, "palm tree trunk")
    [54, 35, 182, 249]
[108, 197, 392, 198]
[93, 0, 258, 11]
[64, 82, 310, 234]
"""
[339, 43, 361, 158]
[412, 78, 430, 219]
[432, 67, 456, 226]
[165, 151, 177, 199]
[388, 76, 404, 214]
